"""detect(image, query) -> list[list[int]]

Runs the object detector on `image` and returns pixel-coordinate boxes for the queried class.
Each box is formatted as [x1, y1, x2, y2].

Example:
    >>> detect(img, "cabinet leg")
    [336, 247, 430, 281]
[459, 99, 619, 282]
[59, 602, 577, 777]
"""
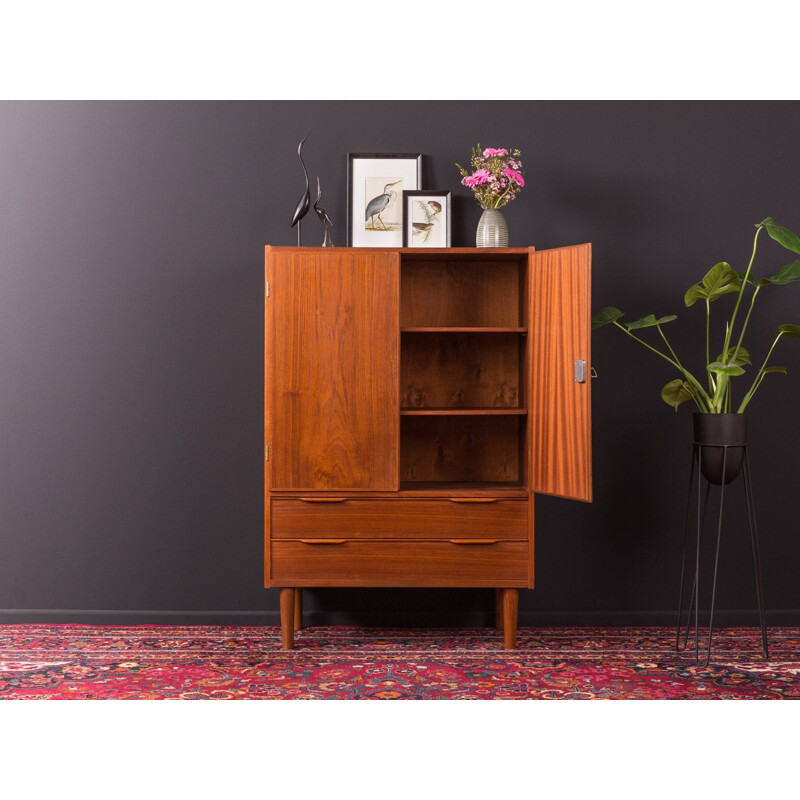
[279, 587, 295, 650]
[494, 589, 503, 630]
[502, 588, 519, 650]
[294, 588, 303, 631]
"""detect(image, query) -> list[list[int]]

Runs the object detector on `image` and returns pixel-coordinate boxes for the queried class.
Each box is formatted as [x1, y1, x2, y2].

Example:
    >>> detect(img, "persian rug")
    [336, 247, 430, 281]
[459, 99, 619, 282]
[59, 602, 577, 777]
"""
[0, 625, 797, 699]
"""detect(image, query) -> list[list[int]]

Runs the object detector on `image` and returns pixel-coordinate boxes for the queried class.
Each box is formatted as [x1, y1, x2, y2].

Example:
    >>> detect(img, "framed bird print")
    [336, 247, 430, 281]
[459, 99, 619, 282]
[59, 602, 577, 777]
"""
[402, 190, 452, 248]
[347, 153, 422, 247]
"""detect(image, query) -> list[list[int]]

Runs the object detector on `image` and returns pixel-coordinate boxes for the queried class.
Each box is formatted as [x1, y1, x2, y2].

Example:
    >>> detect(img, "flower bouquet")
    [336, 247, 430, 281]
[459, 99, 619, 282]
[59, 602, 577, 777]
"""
[456, 145, 525, 209]
[456, 145, 524, 247]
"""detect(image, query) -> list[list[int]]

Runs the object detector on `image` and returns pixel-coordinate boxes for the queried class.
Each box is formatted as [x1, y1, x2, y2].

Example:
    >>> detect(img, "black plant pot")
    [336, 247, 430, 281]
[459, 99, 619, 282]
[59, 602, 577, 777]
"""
[693, 413, 747, 485]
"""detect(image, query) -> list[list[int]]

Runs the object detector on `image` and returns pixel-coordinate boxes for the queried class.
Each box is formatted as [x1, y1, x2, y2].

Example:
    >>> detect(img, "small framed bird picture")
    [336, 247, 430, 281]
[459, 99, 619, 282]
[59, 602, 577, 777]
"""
[402, 190, 451, 248]
[347, 153, 422, 247]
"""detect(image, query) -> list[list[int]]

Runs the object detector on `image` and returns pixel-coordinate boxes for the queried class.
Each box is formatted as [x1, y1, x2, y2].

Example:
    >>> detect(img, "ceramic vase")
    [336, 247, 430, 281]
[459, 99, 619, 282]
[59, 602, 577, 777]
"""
[476, 208, 509, 248]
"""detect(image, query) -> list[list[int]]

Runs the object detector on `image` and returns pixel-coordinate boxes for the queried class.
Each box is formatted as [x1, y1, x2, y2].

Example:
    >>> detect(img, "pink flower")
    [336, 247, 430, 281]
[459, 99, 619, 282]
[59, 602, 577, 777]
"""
[483, 147, 508, 158]
[463, 168, 492, 187]
[503, 167, 525, 187]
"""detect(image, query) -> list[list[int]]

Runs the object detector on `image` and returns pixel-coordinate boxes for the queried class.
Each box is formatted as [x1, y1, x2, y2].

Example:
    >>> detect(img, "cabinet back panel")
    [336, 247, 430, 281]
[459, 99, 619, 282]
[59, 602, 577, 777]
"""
[400, 261, 523, 327]
[400, 415, 522, 483]
[400, 332, 521, 409]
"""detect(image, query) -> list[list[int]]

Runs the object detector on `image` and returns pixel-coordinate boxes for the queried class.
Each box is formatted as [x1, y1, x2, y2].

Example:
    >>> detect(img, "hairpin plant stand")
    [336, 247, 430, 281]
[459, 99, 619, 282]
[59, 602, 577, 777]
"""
[675, 442, 769, 667]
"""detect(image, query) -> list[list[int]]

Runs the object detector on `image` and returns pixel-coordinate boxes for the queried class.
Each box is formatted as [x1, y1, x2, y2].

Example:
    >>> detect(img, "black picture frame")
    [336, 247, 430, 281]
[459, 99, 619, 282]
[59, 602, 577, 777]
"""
[402, 189, 452, 248]
[347, 153, 422, 247]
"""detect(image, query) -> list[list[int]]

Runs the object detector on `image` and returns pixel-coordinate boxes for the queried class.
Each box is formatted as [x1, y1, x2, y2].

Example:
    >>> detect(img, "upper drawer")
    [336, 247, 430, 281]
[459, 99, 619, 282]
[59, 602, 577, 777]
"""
[271, 498, 528, 540]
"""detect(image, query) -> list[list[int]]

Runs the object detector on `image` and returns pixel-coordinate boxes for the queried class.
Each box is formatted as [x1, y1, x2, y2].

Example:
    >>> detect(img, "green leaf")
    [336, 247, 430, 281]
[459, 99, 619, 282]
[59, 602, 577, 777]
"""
[685, 262, 740, 306]
[625, 314, 677, 330]
[733, 269, 760, 287]
[763, 261, 800, 286]
[763, 366, 787, 374]
[591, 306, 624, 330]
[661, 379, 696, 410]
[759, 217, 800, 256]
[707, 361, 746, 376]
[702, 262, 732, 291]
[778, 324, 800, 339]
[716, 346, 751, 367]
[738, 262, 800, 287]
[684, 285, 707, 306]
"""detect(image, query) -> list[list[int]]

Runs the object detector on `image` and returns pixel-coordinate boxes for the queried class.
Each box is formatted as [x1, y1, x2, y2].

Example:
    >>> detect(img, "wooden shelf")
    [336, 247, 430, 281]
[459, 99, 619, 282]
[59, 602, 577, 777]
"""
[398, 482, 528, 497]
[401, 327, 527, 333]
[400, 408, 526, 416]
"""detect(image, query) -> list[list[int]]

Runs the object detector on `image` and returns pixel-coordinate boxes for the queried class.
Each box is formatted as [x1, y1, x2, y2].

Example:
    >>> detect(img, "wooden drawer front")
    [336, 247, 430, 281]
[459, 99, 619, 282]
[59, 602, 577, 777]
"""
[271, 499, 528, 540]
[271, 540, 528, 587]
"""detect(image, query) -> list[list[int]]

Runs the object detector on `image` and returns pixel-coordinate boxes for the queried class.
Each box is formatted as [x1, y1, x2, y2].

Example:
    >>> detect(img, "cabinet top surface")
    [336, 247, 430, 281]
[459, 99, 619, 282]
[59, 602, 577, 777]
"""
[266, 246, 534, 257]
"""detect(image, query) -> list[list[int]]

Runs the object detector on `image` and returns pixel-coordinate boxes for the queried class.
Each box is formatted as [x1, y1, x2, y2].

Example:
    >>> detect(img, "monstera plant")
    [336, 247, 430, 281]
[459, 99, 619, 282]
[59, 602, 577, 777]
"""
[592, 217, 800, 416]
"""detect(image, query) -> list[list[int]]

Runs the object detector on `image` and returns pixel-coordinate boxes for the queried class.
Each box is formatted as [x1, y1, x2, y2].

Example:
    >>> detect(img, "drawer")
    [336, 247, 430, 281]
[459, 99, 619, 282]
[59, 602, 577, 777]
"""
[271, 540, 528, 587]
[271, 498, 528, 540]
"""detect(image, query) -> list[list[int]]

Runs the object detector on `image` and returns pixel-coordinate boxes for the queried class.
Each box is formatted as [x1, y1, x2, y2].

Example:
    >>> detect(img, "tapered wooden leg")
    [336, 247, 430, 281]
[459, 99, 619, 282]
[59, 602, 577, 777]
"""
[502, 588, 519, 650]
[279, 587, 295, 650]
[294, 588, 303, 631]
[494, 589, 503, 630]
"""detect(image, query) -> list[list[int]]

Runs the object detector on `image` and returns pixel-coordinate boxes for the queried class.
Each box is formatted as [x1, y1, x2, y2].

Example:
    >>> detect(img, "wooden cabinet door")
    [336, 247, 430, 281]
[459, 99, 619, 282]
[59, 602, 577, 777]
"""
[266, 249, 400, 490]
[529, 244, 592, 501]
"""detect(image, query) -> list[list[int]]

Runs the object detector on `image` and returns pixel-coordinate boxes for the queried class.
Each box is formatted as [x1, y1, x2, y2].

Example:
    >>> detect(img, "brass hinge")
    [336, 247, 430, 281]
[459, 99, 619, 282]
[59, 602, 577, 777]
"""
[265, 282, 270, 298]
[265, 445, 270, 462]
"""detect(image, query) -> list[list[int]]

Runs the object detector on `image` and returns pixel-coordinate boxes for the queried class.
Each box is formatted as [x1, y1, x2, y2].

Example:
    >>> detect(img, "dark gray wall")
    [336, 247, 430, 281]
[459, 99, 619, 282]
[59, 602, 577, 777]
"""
[1, 101, 798, 625]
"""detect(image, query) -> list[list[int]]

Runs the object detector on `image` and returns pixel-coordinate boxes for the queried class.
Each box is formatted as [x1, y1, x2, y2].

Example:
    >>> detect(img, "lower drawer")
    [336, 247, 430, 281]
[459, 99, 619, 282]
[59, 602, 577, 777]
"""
[271, 540, 528, 587]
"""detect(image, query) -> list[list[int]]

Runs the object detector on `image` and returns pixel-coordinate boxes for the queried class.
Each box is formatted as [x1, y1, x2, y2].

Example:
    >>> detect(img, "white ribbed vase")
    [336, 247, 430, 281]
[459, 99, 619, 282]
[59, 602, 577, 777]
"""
[476, 208, 509, 248]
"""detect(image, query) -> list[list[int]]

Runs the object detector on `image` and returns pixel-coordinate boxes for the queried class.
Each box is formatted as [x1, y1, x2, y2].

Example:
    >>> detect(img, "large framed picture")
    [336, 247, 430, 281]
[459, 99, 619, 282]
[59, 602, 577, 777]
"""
[402, 190, 452, 248]
[347, 153, 422, 247]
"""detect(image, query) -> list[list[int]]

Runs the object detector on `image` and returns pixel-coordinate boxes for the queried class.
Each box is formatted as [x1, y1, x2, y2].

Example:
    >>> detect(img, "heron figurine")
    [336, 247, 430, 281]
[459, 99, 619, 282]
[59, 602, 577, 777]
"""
[290, 130, 311, 245]
[365, 179, 402, 231]
[313, 177, 334, 247]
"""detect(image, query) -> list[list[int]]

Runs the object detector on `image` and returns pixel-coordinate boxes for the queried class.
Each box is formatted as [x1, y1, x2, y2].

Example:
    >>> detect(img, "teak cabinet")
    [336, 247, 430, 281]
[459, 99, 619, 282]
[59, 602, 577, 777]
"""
[264, 245, 592, 649]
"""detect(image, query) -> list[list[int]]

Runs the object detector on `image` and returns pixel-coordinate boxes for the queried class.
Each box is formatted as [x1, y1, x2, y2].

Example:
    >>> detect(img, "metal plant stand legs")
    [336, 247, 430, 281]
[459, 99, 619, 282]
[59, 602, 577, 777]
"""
[675, 443, 769, 666]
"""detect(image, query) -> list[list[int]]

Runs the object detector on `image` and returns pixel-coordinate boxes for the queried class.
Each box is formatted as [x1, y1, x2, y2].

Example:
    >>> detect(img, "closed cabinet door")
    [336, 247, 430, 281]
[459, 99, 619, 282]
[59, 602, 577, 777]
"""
[529, 244, 592, 502]
[266, 249, 400, 490]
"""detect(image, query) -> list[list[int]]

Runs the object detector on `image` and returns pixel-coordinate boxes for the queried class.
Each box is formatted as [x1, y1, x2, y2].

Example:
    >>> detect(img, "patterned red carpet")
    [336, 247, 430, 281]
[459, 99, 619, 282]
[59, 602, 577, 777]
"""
[0, 625, 797, 699]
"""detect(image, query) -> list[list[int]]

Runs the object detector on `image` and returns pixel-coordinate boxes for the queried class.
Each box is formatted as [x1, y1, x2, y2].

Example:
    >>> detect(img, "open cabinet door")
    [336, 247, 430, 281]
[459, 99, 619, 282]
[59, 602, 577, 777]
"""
[529, 244, 592, 501]
[266, 248, 400, 491]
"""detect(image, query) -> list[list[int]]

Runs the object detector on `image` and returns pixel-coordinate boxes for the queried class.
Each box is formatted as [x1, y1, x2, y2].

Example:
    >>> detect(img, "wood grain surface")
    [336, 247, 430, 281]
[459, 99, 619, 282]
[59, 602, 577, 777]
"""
[401, 332, 521, 409]
[268, 249, 400, 490]
[271, 498, 528, 540]
[501, 588, 519, 649]
[400, 415, 522, 484]
[264, 245, 588, 608]
[279, 587, 295, 649]
[529, 244, 592, 501]
[400, 260, 524, 327]
[271, 540, 528, 586]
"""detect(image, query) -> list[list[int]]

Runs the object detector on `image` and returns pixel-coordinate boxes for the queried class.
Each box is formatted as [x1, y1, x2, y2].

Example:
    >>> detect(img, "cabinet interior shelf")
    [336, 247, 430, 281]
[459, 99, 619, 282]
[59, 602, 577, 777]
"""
[401, 326, 527, 333]
[397, 482, 528, 496]
[400, 408, 527, 416]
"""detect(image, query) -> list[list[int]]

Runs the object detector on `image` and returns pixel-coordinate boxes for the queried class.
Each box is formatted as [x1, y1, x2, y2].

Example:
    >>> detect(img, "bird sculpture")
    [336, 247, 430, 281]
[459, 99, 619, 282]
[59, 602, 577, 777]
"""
[365, 180, 402, 231]
[313, 177, 334, 247]
[290, 130, 311, 245]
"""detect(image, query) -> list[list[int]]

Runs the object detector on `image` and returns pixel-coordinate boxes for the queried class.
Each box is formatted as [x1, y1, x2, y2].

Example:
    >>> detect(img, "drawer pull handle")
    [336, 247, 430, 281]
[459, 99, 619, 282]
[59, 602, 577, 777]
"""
[299, 497, 348, 503]
[449, 539, 500, 545]
[299, 539, 347, 545]
[448, 498, 498, 504]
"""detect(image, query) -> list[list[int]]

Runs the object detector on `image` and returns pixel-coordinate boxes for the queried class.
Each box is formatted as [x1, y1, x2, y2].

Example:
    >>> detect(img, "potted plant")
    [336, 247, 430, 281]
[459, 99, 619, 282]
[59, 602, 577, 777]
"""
[592, 217, 800, 484]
